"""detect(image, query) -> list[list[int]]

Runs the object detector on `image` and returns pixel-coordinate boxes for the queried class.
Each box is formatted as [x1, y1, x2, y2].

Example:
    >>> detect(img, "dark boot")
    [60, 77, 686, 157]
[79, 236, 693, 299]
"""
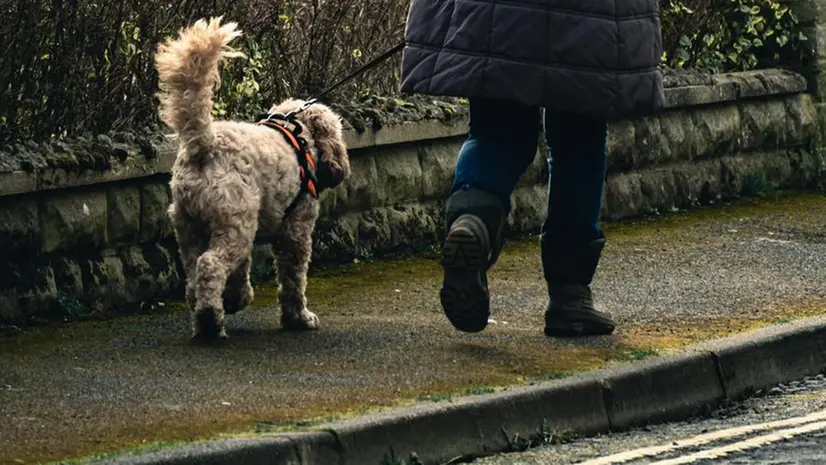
[439, 187, 506, 333]
[542, 236, 615, 337]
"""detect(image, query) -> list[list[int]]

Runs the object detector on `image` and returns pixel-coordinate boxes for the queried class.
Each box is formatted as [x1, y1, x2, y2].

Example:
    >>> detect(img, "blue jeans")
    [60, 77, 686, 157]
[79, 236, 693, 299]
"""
[451, 99, 608, 244]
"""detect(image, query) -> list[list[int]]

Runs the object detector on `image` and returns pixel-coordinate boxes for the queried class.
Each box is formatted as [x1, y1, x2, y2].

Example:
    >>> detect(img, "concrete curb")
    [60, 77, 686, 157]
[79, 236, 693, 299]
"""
[96, 315, 826, 465]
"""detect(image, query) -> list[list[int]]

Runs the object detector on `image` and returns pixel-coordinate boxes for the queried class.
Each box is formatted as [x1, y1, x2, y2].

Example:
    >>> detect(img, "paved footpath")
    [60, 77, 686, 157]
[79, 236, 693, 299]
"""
[3, 194, 826, 464]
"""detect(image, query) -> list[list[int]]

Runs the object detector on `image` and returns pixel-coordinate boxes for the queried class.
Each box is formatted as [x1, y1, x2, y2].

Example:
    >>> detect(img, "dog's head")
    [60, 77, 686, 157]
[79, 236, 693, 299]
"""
[270, 99, 351, 192]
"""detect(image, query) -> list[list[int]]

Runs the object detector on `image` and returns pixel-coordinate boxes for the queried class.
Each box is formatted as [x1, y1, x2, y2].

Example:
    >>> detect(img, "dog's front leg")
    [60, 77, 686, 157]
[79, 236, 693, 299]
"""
[276, 218, 320, 331]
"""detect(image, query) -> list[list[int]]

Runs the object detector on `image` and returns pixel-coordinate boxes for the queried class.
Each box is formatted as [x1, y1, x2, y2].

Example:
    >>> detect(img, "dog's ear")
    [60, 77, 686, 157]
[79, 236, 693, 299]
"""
[298, 104, 351, 190]
[316, 137, 350, 190]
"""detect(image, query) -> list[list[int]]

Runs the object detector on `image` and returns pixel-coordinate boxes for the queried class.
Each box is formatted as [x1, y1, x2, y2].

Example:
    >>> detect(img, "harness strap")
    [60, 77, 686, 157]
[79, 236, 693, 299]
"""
[255, 119, 320, 218]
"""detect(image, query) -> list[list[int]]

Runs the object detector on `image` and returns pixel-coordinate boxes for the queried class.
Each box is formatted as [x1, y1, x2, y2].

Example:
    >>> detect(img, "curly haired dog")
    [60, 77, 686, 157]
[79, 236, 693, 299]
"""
[154, 17, 350, 341]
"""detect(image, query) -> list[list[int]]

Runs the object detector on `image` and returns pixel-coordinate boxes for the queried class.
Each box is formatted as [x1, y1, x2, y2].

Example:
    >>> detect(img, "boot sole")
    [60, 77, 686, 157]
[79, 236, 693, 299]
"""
[544, 310, 616, 337]
[440, 218, 490, 333]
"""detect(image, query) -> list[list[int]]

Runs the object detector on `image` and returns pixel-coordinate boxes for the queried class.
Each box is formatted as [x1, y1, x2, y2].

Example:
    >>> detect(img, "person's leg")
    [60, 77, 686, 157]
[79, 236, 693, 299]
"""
[541, 108, 615, 337]
[440, 99, 541, 332]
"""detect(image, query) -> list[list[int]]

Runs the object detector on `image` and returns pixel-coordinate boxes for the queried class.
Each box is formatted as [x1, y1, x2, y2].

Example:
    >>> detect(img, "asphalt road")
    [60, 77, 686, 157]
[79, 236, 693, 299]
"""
[4, 194, 826, 463]
[475, 375, 826, 464]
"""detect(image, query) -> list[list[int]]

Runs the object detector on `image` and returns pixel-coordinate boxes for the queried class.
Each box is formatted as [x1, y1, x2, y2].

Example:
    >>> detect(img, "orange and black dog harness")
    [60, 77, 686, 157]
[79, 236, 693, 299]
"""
[255, 112, 320, 217]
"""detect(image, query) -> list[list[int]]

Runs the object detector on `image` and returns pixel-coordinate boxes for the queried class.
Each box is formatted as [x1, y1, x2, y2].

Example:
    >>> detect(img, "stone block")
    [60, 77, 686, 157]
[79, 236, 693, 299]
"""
[0, 171, 37, 197]
[750, 69, 808, 95]
[808, 56, 826, 99]
[738, 100, 788, 151]
[638, 169, 680, 211]
[120, 246, 156, 302]
[421, 140, 461, 198]
[664, 81, 738, 108]
[0, 290, 20, 324]
[52, 257, 84, 296]
[117, 244, 181, 303]
[811, 23, 826, 62]
[508, 184, 547, 234]
[814, 101, 826, 144]
[788, 148, 822, 188]
[336, 155, 380, 212]
[604, 172, 644, 220]
[629, 110, 696, 170]
[607, 119, 636, 172]
[313, 214, 361, 263]
[81, 254, 127, 311]
[355, 203, 441, 257]
[785, 93, 819, 144]
[141, 242, 182, 296]
[140, 182, 173, 242]
[250, 244, 276, 284]
[372, 146, 424, 204]
[15, 264, 58, 321]
[373, 119, 468, 147]
[690, 105, 741, 160]
[0, 196, 40, 255]
[517, 137, 549, 188]
[107, 186, 141, 246]
[670, 160, 725, 204]
[790, 0, 825, 25]
[630, 116, 664, 169]
[40, 191, 107, 254]
[317, 182, 346, 219]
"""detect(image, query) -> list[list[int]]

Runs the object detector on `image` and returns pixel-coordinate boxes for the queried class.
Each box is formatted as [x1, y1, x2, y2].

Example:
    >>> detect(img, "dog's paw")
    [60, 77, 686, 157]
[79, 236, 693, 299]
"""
[192, 308, 228, 342]
[281, 309, 320, 331]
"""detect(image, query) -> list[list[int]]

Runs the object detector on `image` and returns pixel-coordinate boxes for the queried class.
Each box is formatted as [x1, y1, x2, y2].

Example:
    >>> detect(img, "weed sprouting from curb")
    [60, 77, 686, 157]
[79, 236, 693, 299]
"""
[610, 347, 660, 362]
[381, 447, 424, 465]
[464, 386, 495, 396]
[630, 348, 660, 360]
[501, 418, 577, 453]
[418, 393, 452, 403]
[538, 371, 576, 382]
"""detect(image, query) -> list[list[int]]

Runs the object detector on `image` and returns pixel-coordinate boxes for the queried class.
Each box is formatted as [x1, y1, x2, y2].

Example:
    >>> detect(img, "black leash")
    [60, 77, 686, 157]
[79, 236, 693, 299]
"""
[314, 41, 405, 100]
[282, 41, 405, 118]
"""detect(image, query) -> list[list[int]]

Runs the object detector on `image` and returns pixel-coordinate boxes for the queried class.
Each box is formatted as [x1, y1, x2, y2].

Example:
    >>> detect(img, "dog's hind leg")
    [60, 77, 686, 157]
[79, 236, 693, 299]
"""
[277, 214, 320, 331]
[193, 219, 257, 341]
[223, 257, 254, 315]
[169, 204, 206, 315]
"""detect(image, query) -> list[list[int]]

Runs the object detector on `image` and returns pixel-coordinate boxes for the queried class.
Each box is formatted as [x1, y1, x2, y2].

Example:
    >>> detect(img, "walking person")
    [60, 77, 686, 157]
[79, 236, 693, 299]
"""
[400, 1, 665, 335]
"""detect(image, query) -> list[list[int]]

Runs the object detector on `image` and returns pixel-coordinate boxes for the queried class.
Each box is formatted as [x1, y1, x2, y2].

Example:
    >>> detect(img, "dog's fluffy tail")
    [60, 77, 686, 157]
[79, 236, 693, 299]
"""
[155, 17, 244, 158]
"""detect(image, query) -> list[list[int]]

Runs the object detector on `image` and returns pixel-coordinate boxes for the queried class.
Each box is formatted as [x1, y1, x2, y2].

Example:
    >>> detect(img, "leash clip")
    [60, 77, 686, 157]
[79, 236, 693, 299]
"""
[285, 98, 318, 119]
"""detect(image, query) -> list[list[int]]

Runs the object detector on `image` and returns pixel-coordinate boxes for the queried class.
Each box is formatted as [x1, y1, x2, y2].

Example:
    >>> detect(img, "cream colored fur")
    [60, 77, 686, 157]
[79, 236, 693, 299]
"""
[155, 17, 351, 341]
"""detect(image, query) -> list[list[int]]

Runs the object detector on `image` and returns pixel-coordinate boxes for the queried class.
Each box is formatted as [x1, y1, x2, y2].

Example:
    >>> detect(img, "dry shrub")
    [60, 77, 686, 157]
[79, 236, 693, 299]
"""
[0, 0, 808, 146]
[0, 0, 407, 145]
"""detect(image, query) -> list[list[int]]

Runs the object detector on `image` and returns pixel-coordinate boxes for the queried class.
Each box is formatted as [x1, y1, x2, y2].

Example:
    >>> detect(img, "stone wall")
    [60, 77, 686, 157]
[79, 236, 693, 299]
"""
[0, 68, 819, 325]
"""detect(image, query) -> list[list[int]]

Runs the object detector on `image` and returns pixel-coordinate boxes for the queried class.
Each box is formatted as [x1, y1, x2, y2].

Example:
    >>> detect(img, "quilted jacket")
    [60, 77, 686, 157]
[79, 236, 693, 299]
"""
[400, 0, 665, 120]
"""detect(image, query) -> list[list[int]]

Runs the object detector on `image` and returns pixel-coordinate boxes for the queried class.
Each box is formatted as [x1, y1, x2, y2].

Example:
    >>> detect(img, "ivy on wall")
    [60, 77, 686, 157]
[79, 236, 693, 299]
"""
[661, 0, 808, 73]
